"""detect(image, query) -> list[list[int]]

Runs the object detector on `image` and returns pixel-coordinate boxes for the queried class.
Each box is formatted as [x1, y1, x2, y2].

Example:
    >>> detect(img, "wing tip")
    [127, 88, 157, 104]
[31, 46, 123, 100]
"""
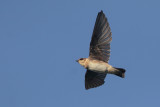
[99, 10, 104, 15]
[85, 80, 105, 90]
[85, 82, 105, 90]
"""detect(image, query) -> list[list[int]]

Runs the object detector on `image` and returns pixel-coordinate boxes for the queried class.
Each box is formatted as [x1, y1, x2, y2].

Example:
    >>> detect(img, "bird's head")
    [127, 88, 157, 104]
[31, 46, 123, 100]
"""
[76, 58, 87, 67]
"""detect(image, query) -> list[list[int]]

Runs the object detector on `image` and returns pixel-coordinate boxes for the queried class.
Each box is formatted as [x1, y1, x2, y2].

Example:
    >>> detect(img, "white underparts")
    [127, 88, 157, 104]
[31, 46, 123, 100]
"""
[88, 61, 108, 73]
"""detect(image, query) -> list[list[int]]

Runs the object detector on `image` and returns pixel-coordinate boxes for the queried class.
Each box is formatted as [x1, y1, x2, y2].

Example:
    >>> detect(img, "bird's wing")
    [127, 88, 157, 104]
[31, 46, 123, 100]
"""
[89, 10, 112, 63]
[85, 70, 107, 90]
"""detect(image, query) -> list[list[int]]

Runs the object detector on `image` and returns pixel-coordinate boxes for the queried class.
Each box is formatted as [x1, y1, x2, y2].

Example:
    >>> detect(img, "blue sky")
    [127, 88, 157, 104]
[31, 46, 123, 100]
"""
[0, 0, 160, 107]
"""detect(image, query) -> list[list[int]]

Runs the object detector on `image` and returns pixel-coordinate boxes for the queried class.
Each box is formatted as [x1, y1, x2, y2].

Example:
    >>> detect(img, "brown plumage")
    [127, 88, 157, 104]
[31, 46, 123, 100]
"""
[89, 10, 112, 63]
[77, 10, 126, 90]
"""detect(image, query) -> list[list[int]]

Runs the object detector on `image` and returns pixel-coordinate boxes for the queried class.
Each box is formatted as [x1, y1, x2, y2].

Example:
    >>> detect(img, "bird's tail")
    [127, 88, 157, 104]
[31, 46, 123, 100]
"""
[114, 68, 126, 78]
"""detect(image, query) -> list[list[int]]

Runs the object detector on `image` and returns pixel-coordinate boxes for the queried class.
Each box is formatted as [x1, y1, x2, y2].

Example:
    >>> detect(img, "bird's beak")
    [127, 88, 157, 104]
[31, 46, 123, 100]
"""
[76, 60, 78, 62]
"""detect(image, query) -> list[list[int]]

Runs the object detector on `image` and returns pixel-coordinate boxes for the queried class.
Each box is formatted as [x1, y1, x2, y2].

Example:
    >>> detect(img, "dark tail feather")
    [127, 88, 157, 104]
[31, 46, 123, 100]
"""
[114, 68, 126, 78]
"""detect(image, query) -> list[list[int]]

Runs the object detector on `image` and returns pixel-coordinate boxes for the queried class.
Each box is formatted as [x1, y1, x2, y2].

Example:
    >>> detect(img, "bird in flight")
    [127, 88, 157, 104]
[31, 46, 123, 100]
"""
[76, 10, 126, 90]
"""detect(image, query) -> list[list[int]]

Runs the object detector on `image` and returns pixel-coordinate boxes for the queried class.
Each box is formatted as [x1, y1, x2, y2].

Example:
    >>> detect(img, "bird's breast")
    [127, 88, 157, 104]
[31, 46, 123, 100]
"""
[87, 61, 108, 72]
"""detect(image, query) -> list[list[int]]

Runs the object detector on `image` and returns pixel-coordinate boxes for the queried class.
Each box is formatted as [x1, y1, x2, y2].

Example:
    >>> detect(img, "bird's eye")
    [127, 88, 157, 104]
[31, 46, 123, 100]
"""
[79, 58, 83, 60]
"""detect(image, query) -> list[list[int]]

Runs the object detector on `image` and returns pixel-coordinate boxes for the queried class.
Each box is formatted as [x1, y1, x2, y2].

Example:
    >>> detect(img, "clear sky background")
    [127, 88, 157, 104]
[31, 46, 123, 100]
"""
[0, 0, 160, 107]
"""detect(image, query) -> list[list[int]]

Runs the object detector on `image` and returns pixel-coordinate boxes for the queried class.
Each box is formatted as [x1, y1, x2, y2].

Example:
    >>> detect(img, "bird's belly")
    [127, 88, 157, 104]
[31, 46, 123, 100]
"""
[88, 62, 107, 72]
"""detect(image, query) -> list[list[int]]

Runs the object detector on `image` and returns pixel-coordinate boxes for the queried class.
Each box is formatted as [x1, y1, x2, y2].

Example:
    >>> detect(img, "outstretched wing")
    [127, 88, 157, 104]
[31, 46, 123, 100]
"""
[89, 10, 112, 63]
[85, 70, 107, 90]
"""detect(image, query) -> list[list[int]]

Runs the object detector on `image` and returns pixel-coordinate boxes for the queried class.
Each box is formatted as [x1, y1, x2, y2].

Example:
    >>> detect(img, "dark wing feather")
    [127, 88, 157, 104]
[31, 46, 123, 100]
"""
[85, 70, 107, 90]
[89, 10, 112, 63]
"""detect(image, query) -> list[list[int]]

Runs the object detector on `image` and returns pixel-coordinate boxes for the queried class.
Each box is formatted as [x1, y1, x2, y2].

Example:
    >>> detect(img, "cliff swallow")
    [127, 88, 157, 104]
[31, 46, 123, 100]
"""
[77, 10, 126, 90]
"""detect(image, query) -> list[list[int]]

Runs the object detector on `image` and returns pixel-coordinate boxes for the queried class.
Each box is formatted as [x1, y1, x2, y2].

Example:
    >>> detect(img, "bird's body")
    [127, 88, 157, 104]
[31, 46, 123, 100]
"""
[79, 58, 112, 73]
[77, 10, 126, 90]
[87, 59, 109, 72]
